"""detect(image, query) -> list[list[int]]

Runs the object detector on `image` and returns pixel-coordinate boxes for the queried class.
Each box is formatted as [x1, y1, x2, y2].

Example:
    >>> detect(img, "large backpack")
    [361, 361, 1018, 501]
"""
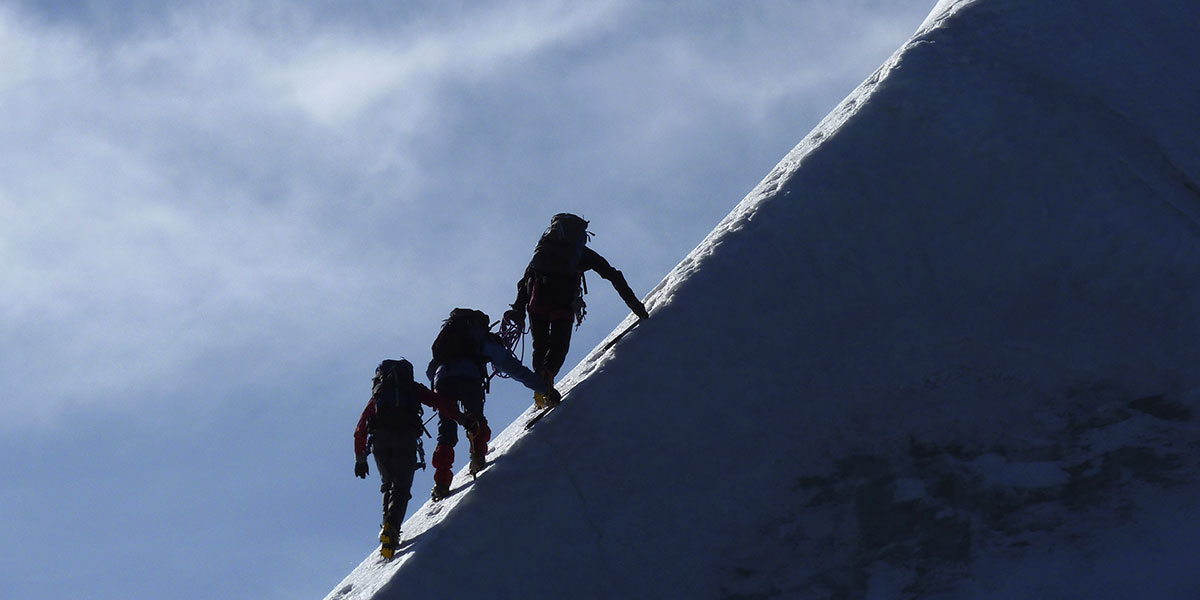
[527, 213, 590, 324]
[370, 359, 424, 434]
[429, 308, 491, 380]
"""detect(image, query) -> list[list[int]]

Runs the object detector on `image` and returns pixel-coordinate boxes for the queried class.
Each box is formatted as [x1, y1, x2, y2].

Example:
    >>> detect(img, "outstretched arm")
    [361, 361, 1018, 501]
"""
[482, 338, 549, 394]
[581, 247, 649, 319]
[353, 399, 376, 460]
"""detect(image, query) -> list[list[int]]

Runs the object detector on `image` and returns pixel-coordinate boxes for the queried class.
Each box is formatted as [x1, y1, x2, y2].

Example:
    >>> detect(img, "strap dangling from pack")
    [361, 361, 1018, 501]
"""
[575, 272, 588, 329]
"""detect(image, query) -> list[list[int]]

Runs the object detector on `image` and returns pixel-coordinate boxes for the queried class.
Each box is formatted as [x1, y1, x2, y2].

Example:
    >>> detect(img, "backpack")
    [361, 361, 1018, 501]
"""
[527, 213, 590, 324]
[370, 359, 423, 434]
[430, 308, 491, 380]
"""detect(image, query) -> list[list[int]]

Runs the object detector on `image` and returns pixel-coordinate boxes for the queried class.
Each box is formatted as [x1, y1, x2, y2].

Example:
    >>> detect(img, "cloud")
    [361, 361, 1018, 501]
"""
[0, 0, 933, 427]
[266, 1, 626, 126]
[0, 0, 625, 424]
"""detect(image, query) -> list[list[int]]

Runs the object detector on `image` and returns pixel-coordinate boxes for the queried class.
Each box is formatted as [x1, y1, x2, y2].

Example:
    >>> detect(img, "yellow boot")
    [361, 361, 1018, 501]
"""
[379, 523, 400, 559]
[465, 425, 488, 477]
[534, 369, 555, 408]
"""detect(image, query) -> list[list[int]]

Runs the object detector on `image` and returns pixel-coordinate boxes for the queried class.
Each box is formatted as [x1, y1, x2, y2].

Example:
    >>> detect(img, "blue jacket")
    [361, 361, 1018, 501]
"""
[426, 334, 548, 394]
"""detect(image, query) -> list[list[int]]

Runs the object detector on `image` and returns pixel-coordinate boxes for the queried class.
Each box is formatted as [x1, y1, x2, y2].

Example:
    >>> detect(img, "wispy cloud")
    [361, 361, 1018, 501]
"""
[0, 1, 629, 419]
[269, 1, 626, 126]
[0, 0, 932, 427]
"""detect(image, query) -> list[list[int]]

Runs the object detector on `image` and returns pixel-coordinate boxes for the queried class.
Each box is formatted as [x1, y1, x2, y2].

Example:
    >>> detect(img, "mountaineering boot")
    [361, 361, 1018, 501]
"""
[465, 426, 486, 477]
[534, 368, 554, 408]
[463, 412, 491, 477]
[379, 522, 400, 559]
[431, 483, 451, 501]
[469, 450, 487, 477]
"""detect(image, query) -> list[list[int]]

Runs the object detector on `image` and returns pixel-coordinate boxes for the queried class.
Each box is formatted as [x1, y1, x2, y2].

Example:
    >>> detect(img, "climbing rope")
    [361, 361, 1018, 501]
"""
[489, 316, 526, 380]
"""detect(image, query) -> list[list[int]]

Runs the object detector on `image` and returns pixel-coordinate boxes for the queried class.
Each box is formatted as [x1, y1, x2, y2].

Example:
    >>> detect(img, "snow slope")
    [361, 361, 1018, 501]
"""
[327, 0, 1200, 597]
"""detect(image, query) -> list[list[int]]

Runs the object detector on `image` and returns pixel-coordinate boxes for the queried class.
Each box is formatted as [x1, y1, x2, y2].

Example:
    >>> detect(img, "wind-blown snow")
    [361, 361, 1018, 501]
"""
[328, 0, 1200, 597]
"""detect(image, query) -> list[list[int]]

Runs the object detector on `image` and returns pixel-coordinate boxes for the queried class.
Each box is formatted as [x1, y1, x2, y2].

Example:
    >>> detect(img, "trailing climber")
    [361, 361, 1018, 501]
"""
[502, 213, 649, 406]
[353, 358, 474, 559]
[426, 308, 561, 500]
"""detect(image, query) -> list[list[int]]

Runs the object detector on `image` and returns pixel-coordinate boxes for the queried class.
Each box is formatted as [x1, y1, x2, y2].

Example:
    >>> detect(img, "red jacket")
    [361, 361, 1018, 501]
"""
[355, 383, 461, 460]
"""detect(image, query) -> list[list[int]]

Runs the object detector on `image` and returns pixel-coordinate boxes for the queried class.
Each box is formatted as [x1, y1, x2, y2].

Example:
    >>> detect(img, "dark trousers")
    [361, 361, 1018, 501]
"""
[432, 376, 488, 487]
[434, 377, 486, 447]
[371, 431, 419, 530]
[531, 314, 574, 381]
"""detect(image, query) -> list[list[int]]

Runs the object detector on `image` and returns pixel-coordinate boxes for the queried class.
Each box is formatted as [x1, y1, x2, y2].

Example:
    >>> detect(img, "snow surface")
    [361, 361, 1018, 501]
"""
[327, 0, 1200, 597]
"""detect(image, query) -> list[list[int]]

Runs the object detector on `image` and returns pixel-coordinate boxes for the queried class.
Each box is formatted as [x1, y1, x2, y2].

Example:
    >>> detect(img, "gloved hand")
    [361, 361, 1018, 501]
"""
[503, 308, 525, 328]
[354, 460, 369, 479]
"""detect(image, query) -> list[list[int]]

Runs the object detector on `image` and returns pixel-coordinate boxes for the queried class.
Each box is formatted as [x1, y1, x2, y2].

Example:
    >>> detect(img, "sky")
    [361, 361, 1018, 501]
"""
[326, 0, 1200, 597]
[1, 1, 934, 598]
